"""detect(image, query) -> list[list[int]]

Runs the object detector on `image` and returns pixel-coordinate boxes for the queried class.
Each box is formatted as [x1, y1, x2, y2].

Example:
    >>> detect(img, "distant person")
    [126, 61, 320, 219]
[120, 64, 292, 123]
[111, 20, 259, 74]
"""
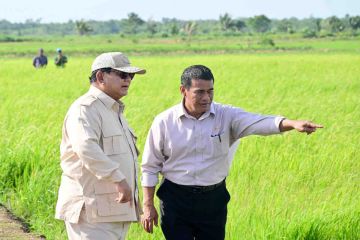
[55, 52, 146, 240]
[32, 48, 48, 68]
[140, 65, 323, 240]
[54, 48, 68, 67]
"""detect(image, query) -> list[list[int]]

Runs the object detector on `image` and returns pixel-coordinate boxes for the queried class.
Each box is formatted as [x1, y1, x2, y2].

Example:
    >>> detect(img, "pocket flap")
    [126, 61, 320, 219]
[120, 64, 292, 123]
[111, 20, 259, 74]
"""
[102, 128, 123, 137]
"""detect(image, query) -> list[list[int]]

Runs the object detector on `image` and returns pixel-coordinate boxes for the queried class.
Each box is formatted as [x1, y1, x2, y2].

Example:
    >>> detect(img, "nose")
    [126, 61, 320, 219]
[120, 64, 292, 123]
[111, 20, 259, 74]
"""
[202, 92, 212, 102]
[123, 76, 132, 82]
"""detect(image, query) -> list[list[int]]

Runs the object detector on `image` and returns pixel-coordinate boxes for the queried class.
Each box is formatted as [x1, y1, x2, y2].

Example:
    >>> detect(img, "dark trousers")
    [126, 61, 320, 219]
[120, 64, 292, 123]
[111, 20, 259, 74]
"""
[157, 179, 230, 240]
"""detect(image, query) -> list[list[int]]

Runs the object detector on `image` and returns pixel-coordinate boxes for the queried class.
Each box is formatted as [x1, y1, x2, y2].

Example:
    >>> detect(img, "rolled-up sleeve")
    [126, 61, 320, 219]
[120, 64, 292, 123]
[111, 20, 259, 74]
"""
[66, 105, 126, 182]
[141, 117, 165, 187]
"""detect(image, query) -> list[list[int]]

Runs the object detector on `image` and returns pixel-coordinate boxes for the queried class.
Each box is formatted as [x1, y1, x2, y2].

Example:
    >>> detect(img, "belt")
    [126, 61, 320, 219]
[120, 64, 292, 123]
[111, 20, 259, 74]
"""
[165, 179, 225, 193]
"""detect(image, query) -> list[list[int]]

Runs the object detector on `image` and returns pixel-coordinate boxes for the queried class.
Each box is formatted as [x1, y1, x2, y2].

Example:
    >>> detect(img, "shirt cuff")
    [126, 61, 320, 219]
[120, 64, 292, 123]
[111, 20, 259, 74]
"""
[274, 116, 286, 132]
[141, 173, 159, 187]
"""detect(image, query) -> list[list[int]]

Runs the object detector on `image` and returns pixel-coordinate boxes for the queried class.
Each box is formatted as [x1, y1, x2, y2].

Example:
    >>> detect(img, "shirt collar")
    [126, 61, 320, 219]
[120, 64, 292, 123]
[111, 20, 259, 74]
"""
[88, 85, 125, 112]
[175, 100, 215, 120]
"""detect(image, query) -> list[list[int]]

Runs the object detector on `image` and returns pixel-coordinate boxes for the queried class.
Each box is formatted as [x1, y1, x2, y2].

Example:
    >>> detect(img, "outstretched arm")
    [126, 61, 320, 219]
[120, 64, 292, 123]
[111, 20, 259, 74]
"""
[279, 119, 323, 134]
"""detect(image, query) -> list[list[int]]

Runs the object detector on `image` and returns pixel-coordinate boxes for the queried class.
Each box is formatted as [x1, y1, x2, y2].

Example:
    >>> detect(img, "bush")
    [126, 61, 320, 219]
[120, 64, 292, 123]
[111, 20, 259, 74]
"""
[302, 28, 317, 38]
[258, 37, 275, 46]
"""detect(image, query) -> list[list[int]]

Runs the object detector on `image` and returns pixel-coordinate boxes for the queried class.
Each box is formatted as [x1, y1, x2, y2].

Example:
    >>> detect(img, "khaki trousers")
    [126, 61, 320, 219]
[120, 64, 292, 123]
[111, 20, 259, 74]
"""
[65, 209, 131, 240]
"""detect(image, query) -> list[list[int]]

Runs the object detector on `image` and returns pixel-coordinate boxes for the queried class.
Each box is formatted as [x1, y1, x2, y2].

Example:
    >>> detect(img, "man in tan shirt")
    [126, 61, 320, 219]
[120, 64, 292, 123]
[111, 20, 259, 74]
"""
[55, 52, 145, 240]
[141, 65, 323, 240]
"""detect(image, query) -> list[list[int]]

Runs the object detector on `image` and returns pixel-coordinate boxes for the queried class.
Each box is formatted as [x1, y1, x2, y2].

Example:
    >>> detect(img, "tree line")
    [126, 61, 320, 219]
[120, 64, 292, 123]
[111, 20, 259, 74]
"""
[1, 13, 360, 40]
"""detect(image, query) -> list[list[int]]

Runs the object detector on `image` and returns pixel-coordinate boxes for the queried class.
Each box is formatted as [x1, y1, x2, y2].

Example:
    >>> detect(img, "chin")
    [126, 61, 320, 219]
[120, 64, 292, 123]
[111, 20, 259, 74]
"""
[120, 90, 128, 96]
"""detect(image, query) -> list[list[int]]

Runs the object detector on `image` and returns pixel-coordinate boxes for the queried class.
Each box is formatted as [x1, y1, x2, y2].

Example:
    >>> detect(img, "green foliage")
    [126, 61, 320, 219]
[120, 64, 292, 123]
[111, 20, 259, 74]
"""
[219, 13, 234, 32]
[1, 14, 360, 37]
[302, 28, 317, 38]
[277, 19, 294, 33]
[349, 16, 360, 30]
[219, 13, 246, 33]
[323, 16, 346, 33]
[123, 12, 145, 34]
[248, 15, 271, 33]
[181, 21, 197, 44]
[75, 20, 93, 35]
[258, 37, 275, 47]
[146, 18, 158, 37]
[0, 39, 359, 239]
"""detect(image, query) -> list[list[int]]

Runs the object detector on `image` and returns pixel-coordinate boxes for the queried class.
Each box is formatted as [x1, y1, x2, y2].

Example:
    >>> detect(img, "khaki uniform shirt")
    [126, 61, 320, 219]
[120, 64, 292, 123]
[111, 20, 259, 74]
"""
[55, 86, 140, 224]
[141, 102, 284, 187]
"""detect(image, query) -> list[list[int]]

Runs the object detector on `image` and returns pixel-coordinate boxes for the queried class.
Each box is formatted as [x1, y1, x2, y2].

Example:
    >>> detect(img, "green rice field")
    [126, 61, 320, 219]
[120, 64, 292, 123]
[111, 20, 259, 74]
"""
[0, 38, 359, 239]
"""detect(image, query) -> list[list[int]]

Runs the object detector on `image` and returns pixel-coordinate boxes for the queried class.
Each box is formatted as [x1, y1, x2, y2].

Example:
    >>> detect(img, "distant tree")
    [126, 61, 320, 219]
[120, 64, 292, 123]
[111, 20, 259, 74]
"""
[302, 27, 317, 38]
[75, 20, 92, 35]
[161, 18, 181, 36]
[248, 15, 271, 33]
[170, 23, 180, 35]
[182, 21, 197, 43]
[219, 13, 234, 31]
[107, 20, 120, 34]
[233, 19, 246, 32]
[314, 18, 322, 32]
[146, 18, 158, 36]
[326, 16, 345, 33]
[277, 19, 293, 33]
[349, 16, 360, 31]
[123, 12, 145, 34]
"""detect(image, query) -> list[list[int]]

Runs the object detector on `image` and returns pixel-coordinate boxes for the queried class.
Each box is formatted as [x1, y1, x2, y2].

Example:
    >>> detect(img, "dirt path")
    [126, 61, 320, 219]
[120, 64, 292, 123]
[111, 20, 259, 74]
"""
[0, 204, 45, 239]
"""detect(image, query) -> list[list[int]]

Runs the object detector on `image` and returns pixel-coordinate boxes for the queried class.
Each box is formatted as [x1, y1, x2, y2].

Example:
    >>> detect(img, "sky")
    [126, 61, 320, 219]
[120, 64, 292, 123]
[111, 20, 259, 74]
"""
[1, 0, 360, 23]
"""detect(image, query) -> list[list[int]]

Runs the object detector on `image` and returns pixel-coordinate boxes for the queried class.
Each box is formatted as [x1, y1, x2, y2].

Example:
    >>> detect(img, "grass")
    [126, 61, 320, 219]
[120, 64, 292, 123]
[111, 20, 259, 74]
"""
[1, 35, 360, 57]
[0, 50, 359, 239]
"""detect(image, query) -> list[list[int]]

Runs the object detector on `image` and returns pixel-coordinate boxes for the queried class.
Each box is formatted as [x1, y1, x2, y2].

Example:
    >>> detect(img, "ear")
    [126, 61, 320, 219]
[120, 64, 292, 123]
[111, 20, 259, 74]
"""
[95, 71, 105, 84]
[180, 85, 186, 97]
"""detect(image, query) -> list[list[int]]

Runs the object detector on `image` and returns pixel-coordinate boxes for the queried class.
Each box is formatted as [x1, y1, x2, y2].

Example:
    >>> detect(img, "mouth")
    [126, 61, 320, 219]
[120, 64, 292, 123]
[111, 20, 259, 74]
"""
[199, 103, 210, 109]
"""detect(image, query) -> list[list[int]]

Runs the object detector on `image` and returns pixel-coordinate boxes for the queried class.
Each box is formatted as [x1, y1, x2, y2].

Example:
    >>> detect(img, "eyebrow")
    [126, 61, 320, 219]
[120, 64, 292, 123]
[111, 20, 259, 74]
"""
[193, 88, 214, 91]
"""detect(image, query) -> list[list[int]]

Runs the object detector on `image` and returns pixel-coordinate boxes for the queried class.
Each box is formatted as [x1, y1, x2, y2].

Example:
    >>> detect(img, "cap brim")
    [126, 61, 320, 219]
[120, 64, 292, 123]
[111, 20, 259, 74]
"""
[115, 66, 146, 74]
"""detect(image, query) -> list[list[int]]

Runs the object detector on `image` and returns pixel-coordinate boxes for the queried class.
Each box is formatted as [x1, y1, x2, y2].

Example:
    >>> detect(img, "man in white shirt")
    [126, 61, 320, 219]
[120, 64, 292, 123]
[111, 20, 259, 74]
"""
[55, 52, 145, 240]
[140, 65, 323, 240]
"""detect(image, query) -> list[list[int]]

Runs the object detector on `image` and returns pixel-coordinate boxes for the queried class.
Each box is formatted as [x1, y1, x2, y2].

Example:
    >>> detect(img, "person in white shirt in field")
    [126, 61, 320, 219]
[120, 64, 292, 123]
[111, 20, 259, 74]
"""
[141, 65, 323, 240]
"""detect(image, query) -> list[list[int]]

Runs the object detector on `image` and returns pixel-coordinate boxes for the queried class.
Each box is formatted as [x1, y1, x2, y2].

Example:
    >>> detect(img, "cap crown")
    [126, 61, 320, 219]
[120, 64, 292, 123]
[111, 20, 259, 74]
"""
[91, 52, 128, 71]
[91, 52, 145, 74]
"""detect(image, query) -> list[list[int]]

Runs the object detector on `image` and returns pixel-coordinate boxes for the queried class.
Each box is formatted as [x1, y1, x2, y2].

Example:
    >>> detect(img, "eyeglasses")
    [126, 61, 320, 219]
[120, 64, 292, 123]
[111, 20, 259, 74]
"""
[110, 70, 135, 80]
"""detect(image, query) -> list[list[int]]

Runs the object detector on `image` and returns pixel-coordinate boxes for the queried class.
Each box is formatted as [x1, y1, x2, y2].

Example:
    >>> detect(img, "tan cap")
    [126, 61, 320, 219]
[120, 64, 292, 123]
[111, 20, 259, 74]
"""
[91, 52, 146, 74]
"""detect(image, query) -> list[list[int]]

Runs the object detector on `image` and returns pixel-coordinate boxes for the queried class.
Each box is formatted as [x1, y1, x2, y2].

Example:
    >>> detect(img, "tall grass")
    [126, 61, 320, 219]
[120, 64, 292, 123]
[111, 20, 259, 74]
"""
[0, 53, 359, 239]
[1, 35, 360, 57]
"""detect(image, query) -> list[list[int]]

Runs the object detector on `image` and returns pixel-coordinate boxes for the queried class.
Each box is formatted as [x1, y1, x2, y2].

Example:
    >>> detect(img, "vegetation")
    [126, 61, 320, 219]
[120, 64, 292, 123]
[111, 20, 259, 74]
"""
[0, 12, 359, 239]
[1, 13, 360, 38]
[0, 35, 359, 239]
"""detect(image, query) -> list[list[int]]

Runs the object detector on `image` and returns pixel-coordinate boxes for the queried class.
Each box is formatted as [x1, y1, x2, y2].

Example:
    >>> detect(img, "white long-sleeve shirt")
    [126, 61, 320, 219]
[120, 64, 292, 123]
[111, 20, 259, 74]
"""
[141, 101, 284, 187]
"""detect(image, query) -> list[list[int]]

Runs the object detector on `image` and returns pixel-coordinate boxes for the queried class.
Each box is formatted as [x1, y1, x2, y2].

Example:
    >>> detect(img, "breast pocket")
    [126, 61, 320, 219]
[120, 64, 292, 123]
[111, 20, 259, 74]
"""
[210, 132, 228, 157]
[102, 129, 128, 155]
[94, 181, 130, 217]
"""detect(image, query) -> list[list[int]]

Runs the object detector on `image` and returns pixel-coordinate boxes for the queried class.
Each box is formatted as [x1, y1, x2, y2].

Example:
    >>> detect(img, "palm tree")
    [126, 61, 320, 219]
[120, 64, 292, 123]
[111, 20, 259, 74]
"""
[219, 13, 234, 32]
[182, 21, 197, 44]
[75, 20, 92, 35]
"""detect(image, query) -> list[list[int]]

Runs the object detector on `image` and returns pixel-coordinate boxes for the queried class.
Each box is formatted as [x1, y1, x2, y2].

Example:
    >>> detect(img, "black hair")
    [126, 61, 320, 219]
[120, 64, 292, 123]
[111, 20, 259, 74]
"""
[89, 68, 112, 84]
[181, 65, 214, 89]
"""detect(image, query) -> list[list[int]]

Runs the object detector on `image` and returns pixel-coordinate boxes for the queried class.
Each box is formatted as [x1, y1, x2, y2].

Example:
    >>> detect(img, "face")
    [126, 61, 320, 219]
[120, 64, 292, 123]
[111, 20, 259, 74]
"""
[181, 79, 214, 119]
[97, 70, 135, 100]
